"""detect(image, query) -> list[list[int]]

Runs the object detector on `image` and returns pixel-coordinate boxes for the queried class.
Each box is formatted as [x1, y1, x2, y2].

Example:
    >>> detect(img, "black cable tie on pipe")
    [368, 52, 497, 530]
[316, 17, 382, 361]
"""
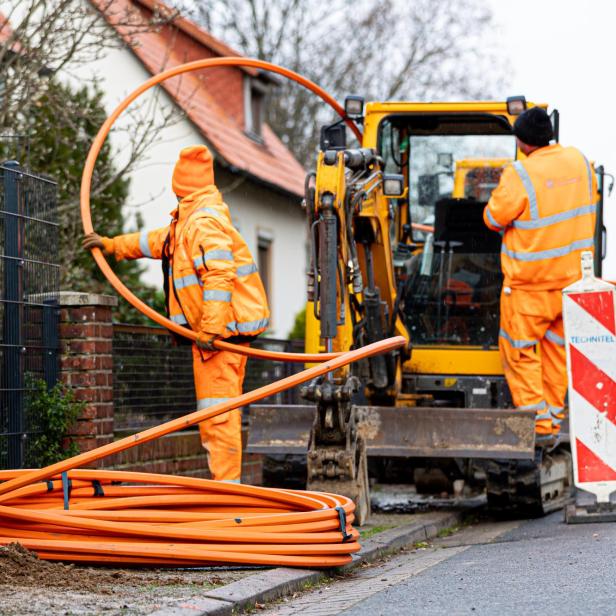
[335, 506, 352, 542]
[45, 480, 54, 492]
[92, 480, 104, 497]
[61, 471, 72, 510]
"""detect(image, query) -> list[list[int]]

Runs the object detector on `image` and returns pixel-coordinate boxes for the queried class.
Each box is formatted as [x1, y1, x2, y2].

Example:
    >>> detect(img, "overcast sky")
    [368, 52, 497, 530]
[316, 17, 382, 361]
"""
[485, 0, 616, 277]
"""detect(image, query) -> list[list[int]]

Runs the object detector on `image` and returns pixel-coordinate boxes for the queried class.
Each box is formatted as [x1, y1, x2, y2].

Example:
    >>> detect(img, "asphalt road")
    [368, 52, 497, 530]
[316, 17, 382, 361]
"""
[263, 510, 616, 616]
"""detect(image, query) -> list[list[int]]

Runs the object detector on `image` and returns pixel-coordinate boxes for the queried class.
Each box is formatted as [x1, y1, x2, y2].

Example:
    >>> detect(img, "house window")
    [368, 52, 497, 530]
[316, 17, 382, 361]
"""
[257, 231, 273, 308]
[244, 77, 268, 140]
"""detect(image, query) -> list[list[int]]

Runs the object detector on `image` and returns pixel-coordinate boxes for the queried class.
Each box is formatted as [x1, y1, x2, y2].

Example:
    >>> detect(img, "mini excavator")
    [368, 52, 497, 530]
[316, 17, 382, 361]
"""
[248, 96, 608, 523]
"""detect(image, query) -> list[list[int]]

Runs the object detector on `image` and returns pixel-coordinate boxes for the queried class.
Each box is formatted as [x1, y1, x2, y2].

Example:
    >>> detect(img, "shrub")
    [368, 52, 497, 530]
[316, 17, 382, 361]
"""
[24, 378, 85, 467]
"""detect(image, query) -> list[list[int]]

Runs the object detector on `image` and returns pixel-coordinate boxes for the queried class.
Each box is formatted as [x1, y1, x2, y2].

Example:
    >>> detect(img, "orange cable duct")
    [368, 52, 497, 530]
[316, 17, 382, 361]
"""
[411, 223, 435, 233]
[0, 337, 405, 566]
[80, 57, 363, 363]
[0, 59, 405, 568]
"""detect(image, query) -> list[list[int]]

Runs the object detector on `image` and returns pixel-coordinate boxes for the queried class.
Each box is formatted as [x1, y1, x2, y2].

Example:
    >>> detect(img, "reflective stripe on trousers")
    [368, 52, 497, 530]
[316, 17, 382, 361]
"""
[499, 288, 567, 434]
[192, 344, 248, 481]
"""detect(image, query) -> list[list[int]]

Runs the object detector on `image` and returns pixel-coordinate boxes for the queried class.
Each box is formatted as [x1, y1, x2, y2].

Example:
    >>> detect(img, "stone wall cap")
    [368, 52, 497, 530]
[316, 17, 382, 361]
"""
[58, 291, 118, 307]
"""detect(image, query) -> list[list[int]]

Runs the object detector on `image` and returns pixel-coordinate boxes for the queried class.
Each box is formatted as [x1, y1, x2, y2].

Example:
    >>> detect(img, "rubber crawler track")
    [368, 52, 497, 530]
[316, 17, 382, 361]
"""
[486, 449, 573, 517]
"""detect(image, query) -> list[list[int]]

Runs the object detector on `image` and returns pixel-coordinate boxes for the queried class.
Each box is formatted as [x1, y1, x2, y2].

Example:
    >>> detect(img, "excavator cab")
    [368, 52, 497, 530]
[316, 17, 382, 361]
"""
[248, 98, 608, 521]
[379, 111, 515, 406]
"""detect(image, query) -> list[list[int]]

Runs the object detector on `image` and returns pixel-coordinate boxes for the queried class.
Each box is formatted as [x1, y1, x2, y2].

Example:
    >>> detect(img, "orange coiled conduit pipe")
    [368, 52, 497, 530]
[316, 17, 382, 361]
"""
[0, 58, 406, 567]
[0, 336, 404, 566]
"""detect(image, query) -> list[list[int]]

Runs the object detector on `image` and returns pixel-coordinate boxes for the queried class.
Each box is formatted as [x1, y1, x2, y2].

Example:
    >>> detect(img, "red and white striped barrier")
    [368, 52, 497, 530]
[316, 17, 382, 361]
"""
[564, 251, 616, 504]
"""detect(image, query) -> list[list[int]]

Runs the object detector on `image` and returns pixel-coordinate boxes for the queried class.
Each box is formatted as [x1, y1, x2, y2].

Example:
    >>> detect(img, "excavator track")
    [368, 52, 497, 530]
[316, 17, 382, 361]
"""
[486, 447, 573, 516]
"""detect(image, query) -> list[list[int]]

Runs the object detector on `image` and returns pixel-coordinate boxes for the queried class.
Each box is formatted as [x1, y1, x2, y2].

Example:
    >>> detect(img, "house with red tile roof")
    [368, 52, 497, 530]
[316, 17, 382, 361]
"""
[78, 0, 308, 336]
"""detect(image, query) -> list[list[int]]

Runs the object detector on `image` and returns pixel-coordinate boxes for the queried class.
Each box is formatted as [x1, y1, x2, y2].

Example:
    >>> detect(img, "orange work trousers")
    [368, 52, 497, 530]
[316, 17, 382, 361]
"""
[192, 344, 248, 481]
[499, 288, 567, 436]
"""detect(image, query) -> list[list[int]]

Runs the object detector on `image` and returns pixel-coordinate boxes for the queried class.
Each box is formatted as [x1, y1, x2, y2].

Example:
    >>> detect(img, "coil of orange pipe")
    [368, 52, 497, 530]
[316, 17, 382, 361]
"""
[0, 469, 359, 567]
[0, 336, 405, 567]
[0, 59, 406, 569]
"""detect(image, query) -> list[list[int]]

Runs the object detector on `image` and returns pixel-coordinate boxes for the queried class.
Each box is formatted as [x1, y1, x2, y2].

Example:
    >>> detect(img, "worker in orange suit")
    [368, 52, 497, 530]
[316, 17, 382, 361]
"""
[83, 145, 270, 481]
[484, 106, 597, 443]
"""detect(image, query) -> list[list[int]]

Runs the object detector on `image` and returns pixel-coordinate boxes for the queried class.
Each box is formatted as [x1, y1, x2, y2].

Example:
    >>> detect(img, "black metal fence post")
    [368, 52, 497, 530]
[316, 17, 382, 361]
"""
[42, 299, 59, 388]
[3, 161, 24, 468]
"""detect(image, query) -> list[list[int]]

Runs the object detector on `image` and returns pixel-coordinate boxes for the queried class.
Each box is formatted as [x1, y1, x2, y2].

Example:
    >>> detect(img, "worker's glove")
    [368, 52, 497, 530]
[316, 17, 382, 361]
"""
[82, 233, 114, 255]
[196, 332, 218, 352]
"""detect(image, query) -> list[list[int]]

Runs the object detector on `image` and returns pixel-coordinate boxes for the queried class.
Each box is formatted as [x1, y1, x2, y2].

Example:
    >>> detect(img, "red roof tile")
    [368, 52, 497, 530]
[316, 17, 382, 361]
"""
[91, 0, 305, 197]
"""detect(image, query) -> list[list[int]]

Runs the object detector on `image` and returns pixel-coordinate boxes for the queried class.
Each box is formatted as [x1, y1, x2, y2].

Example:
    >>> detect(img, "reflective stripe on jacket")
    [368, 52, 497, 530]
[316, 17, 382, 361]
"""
[110, 185, 270, 337]
[484, 144, 598, 290]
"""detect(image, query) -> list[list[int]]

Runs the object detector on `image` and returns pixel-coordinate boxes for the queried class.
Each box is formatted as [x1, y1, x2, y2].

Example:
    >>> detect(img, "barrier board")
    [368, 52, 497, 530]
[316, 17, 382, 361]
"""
[564, 252, 616, 503]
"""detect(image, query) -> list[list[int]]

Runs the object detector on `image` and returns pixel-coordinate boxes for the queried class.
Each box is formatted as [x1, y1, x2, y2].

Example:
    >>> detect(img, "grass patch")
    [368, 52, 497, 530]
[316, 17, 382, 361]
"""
[436, 525, 461, 538]
[359, 525, 395, 540]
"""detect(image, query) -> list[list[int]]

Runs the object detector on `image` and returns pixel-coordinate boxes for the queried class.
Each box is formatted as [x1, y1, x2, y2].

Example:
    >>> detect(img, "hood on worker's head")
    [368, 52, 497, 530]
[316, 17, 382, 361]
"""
[513, 107, 553, 147]
[172, 145, 215, 198]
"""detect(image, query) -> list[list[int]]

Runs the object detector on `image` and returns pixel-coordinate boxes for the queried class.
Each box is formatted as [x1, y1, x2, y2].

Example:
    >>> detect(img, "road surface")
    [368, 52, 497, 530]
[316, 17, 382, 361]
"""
[262, 511, 616, 615]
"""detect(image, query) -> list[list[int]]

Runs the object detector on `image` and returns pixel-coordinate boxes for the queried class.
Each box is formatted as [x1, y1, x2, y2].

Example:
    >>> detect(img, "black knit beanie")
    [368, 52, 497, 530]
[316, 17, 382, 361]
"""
[513, 107, 553, 147]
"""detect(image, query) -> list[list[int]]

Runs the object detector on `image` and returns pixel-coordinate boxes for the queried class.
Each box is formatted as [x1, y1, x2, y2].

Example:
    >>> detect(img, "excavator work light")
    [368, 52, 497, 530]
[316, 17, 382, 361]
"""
[383, 174, 405, 197]
[345, 95, 365, 120]
[506, 95, 527, 116]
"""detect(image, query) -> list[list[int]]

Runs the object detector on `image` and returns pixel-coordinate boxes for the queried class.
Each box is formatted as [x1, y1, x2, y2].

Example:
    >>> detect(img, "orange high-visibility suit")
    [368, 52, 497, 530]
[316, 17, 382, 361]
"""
[484, 144, 597, 437]
[102, 146, 269, 480]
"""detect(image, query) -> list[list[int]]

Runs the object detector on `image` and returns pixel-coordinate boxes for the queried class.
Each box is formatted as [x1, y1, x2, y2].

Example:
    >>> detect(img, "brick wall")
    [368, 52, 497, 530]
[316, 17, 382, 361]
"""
[58, 291, 263, 483]
[59, 292, 116, 460]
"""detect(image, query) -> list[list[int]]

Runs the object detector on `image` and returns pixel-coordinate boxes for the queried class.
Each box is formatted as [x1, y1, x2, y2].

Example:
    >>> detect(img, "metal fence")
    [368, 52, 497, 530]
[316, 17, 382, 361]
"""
[0, 161, 60, 469]
[113, 324, 304, 431]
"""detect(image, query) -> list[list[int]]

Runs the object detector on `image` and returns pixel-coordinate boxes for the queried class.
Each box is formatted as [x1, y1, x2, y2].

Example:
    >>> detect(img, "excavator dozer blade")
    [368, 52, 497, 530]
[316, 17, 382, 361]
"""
[247, 405, 536, 460]
[247, 405, 314, 454]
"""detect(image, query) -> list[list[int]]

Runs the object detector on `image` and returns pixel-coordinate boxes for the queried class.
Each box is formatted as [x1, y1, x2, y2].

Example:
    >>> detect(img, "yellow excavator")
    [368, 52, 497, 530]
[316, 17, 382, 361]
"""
[248, 96, 608, 523]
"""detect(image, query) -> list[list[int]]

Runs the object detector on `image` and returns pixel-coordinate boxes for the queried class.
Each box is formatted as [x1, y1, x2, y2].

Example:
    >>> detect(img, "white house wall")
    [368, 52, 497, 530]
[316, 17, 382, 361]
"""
[61, 7, 307, 337]
[216, 167, 307, 338]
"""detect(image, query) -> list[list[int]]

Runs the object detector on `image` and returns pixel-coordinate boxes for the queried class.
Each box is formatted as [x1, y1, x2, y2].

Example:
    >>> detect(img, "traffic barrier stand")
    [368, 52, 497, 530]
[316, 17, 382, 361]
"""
[563, 251, 616, 523]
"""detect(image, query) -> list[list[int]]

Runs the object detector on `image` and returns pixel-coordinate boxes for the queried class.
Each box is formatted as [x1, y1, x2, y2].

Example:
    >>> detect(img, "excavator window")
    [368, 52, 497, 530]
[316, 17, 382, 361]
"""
[379, 113, 516, 348]
[408, 134, 514, 238]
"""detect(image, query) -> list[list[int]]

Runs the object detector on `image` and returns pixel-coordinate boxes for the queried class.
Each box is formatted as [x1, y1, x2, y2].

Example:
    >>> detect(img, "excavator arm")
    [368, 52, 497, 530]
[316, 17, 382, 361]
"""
[308, 148, 407, 393]
[299, 144, 420, 522]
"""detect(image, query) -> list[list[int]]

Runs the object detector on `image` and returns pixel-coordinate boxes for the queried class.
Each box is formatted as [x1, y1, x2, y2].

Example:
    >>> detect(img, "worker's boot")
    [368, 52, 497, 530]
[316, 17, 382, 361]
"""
[547, 406, 566, 450]
[535, 408, 554, 447]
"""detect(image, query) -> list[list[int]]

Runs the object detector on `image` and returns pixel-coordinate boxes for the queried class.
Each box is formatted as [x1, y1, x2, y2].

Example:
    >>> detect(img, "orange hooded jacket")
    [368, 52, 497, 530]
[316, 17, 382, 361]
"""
[104, 185, 270, 338]
[484, 144, 598, 290]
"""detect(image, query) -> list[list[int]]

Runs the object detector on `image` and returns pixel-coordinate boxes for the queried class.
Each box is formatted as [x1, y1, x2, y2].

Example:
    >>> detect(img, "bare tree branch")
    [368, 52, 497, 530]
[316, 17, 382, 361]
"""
[176, 0, 507, 167]
[0, 0, 186, 289]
